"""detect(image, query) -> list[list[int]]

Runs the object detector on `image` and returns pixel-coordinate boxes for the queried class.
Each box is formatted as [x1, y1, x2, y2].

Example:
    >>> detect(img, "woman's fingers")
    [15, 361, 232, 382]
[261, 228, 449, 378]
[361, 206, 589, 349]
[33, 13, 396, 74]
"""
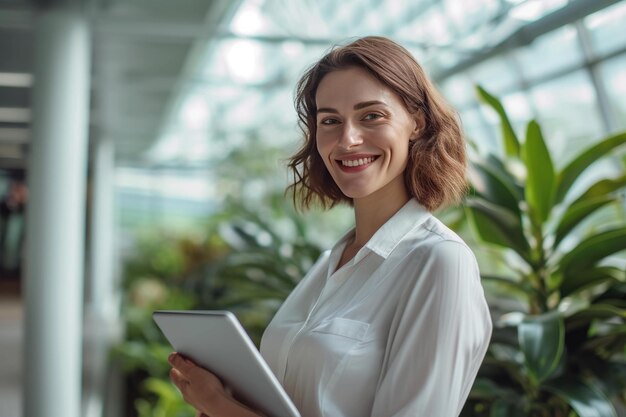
[168, 352, 195, 376]
[169, 353, 223, 387]
[169, 368, 189, 390]
[168, 352, 264, 417]
[168, 352, 227, 414]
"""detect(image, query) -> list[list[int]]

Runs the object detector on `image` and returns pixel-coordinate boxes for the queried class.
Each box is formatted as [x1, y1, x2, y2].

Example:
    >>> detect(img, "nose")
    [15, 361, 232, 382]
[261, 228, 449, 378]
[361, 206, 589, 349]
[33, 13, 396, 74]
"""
[338, 121, 362, 149]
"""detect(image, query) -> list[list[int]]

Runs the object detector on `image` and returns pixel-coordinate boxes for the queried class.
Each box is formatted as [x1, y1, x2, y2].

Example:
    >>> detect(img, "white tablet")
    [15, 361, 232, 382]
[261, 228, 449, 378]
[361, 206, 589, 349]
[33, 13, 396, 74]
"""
[153, 310, 301, 417]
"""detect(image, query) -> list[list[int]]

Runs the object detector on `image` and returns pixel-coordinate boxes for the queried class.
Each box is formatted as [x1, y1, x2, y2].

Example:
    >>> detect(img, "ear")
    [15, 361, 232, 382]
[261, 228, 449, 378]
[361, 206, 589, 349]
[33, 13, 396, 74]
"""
[410, 113, 425, 141]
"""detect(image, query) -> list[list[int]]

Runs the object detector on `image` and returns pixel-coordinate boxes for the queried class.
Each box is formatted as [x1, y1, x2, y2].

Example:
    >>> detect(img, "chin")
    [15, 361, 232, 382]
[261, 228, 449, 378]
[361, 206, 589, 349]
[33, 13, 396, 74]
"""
[338, 188, 373, 200]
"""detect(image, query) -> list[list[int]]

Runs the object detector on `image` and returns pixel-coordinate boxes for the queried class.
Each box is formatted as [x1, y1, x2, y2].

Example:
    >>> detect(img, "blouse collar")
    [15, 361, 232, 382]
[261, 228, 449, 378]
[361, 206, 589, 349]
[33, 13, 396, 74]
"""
[364, 198, 430, 259]
[331, 199, 431, 265]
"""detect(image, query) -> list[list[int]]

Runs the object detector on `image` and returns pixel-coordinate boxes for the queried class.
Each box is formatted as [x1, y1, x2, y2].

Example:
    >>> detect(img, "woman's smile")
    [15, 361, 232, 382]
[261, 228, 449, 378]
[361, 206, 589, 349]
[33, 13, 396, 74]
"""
[336, 155, 380, 171]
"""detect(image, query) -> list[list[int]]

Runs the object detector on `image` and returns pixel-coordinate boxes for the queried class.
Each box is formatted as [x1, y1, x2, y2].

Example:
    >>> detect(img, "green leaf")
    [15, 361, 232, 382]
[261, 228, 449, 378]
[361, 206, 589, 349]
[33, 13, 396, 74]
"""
[482, 274, 539, 300]
[582, 331, 626, 355]
[518, 311, 564, 384]
[555, 131, 626, 204]
[554, 196, 617, 248]
[489, 399, 527, 417]
[543, 376, 617, 417]
[465, 198, 531, 262]
[593, 282, 626, 302]
[581, 357, 626, 397]
[486, 154, 523, 192]
[559, 227, 626, 275]
[479, 356, 528, 389]
[566, 304, 626, 330]
[476, 85, 521, 157]
[143, 377, 180, 403]
[522, 120, 555, 224]
[467, 378, 501, 400]
[469, 159, 522, 217]
[560, 266, 625, 298]
[572, 174, 626, 205]
[490, 326, 519, 347]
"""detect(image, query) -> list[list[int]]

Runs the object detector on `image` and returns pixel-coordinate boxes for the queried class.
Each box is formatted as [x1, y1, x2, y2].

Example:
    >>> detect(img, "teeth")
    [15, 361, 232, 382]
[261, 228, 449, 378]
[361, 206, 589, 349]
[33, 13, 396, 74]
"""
[340, 156, 375, 167]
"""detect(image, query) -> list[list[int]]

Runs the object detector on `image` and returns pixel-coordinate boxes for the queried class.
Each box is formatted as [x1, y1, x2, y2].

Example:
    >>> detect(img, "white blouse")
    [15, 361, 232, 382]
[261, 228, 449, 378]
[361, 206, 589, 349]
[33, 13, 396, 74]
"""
[260, 199, 492, 417]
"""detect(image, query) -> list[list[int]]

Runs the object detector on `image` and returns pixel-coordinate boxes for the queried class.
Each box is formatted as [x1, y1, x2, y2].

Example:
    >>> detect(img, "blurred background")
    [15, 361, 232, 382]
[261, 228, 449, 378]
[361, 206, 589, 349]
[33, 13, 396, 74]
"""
[0, 0, 625, 416]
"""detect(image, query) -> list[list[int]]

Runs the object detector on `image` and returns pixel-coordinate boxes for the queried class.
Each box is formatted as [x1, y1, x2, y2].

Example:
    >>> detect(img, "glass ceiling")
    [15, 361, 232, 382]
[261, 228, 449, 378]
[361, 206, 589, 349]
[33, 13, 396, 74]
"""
[144, 0, 625, 164]
[117, 0, 626, 227]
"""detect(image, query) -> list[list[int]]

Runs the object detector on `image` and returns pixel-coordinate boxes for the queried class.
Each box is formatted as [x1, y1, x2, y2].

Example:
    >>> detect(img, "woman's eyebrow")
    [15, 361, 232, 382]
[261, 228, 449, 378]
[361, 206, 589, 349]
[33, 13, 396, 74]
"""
[354, 100, 387, 110]
[317, 100, 388, 115]
[317, 107, 339, 115]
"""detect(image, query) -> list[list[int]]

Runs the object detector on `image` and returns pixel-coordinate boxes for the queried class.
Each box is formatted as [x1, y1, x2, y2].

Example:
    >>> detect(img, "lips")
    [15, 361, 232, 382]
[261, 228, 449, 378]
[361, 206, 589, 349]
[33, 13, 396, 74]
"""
[335, 155, 379, 171]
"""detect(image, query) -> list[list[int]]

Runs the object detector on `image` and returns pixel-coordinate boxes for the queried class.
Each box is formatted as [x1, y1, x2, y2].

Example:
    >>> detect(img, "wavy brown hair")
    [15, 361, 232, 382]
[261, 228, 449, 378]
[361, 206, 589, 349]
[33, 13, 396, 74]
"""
[287, 36, 467, 212]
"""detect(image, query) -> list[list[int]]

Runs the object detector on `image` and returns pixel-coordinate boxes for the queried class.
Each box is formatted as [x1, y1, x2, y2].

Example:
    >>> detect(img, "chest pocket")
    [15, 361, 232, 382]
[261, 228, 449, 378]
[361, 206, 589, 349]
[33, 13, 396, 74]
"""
[307, 317, 370, 365]
[312, 317, 369, 341]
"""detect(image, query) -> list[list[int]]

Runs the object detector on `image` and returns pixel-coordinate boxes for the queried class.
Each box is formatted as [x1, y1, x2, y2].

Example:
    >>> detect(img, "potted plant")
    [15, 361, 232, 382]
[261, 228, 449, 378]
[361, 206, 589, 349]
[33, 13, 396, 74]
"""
[461, 87, 626, 416]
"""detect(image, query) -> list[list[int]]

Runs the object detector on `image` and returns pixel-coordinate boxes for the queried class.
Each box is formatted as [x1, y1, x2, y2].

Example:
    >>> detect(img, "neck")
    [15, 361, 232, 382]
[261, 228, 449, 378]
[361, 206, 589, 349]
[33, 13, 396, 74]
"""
[351, 183, 411, 247]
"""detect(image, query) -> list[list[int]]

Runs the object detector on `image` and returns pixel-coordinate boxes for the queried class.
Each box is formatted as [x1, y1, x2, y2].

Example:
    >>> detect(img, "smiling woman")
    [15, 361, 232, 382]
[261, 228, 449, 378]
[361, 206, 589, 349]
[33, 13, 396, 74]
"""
[168, 36, 492, 417]
[314, 67, 418, 207]
[289, 36, 468, 213]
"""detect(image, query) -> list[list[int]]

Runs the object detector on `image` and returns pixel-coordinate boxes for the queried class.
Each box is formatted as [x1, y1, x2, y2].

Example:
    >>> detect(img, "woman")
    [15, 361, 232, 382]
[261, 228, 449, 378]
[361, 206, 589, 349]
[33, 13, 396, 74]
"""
[168, 36, 492, 417]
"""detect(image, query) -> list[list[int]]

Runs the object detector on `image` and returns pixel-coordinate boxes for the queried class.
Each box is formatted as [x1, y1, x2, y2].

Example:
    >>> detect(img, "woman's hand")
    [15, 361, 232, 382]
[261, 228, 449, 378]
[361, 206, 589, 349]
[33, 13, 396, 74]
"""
[168, 352, 265, 417]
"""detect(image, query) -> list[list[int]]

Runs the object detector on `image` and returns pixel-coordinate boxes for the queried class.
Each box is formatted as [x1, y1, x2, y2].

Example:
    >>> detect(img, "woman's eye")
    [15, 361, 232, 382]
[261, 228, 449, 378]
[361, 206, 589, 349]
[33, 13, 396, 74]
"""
[320, 118, 339, 125]
[363, 113, 383, 121]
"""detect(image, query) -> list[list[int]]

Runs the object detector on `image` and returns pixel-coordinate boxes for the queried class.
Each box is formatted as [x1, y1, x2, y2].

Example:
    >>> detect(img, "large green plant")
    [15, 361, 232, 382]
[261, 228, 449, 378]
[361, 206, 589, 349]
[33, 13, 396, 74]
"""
[461, 87, 626, 417]
[194, 195, 326, 343]
[113, 195, 328, 416]
[113, 231, 223, 417]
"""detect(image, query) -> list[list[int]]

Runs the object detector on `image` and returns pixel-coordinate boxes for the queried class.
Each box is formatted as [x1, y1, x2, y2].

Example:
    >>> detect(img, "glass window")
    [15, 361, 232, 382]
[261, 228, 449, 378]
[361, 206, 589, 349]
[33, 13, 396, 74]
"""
[598, 53, 626, 132]
[443, 0, 499, 35]
[502, 90, 534, 137]
[468, 56, 520, 96]
[508, 0, 567, 22]
[585, 1, 626, 57]
[461, 106, 498, 154]
[222, 91, 265, 131]
[395, 4, 453, 45]
[230, 0, 285, 37]
[529, 70, 603, 167]
[325, 1, 357, 34]
[515, 25, 584, 82]
[439, 75, 476, 109]
[425, 48, 463, 74]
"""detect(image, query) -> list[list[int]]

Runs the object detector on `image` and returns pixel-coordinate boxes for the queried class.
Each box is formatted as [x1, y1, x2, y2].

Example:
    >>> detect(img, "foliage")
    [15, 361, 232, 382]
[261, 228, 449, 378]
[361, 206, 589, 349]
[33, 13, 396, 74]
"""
[134, 378, 196, 417]
[204, 194, 326, 343]
[112, 194, 327, 416]
[461, 86, 626, 417]
[112, 229, 221, 417]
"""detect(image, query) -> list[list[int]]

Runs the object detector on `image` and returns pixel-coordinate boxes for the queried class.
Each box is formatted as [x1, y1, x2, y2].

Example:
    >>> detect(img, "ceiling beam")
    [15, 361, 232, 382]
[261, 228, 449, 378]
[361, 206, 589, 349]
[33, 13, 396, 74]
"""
[434, 0, 622, 82]
[0, 4, 456, 51]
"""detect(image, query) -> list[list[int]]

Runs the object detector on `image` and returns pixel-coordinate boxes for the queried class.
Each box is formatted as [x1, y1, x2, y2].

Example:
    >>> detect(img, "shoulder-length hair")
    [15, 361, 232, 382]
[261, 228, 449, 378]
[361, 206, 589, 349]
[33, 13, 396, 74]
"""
[287, 36, 467, 212]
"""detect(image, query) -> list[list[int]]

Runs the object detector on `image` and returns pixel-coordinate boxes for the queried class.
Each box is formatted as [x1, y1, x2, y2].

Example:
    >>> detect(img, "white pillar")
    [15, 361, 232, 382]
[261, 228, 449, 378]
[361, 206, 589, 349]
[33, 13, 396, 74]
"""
[89, 138, 118, 320]
[23, 6, 90, 417]
[83, 138, 118, 417]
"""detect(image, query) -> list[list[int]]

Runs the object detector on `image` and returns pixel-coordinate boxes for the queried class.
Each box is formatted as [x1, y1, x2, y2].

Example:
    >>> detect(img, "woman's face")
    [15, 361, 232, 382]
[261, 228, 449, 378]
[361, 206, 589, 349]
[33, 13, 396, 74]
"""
[315, 66, 418, 203]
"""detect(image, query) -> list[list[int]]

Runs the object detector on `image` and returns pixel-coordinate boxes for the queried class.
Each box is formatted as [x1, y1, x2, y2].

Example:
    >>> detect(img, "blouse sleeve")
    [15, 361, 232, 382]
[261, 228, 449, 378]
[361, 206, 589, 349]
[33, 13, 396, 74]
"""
[370, 240, 492, 417]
